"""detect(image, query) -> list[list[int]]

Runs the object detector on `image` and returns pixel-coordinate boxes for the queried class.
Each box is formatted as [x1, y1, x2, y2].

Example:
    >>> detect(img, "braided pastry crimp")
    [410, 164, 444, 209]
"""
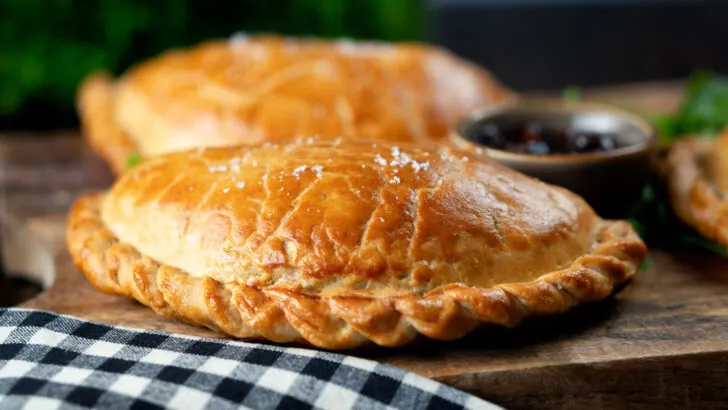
[68, 193, 646, 350]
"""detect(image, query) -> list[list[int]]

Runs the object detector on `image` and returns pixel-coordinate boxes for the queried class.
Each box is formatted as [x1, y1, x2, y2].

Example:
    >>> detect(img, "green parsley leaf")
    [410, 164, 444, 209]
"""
[639, 257, 654, 272]
[661, 71, 728, 140]
[126, 152, 141, 168]
[562, 85, 581, 103]
[681, 235, 728, 258]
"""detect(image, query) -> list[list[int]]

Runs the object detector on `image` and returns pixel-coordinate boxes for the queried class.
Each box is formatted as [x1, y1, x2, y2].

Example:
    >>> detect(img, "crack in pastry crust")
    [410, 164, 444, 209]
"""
[67, 193, 645, 350]
[75, 35, 515, 175]
[663, 137, 728, 248]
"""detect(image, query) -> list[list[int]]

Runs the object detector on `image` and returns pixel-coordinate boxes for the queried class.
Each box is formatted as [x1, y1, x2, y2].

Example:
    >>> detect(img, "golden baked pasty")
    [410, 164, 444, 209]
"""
[663, 129, 728, 247]
[67, 140, 646, 349]
[77, 35, 514, 174]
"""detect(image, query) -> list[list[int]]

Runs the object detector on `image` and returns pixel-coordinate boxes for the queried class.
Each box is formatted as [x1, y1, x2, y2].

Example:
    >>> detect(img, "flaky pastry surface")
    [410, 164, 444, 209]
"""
[67, 140, 646, 349]
[663, 131, 728, 248]
[76, 35, 514, 174]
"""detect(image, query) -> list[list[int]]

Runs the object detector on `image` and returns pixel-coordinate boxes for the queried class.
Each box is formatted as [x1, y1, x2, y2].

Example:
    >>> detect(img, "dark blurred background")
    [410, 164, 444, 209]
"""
[2, 0, 728, 131]
[432, 0, 728, 90]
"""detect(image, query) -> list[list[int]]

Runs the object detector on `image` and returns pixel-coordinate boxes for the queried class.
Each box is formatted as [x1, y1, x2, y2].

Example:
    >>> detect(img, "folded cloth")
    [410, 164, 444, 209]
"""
[0, 309, 500, 410]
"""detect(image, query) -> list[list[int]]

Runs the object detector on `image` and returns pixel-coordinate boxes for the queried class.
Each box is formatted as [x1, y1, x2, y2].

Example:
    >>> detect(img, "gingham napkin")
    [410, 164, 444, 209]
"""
[0, 309, 500, 410]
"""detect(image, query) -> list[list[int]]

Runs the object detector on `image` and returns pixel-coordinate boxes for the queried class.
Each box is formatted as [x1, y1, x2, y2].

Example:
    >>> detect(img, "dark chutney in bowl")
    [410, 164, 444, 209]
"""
[474, 122, 623, 155]
[455, 100, 657, 217]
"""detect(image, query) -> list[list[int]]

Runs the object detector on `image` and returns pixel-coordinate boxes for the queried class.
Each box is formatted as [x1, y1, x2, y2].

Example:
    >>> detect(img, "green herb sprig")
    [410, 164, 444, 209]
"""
[654, 70, 728, 142]
[126, 152, 141, 168]
[562, 85, 581, 103]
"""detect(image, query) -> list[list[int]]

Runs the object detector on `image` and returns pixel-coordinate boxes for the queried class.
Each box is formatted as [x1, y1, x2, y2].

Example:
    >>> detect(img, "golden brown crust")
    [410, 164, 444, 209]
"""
[76, 72, 137, 174]
[76, 35, 515, 173]
[67, 194, 644, 349]
[67, 141, 646, 350]
[100, 140, 608, 293]
[663, 134, 728, 248]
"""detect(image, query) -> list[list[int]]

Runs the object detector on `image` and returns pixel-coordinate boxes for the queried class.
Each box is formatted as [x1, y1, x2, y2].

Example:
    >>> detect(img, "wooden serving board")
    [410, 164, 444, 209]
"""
[6, 81, 728, 409]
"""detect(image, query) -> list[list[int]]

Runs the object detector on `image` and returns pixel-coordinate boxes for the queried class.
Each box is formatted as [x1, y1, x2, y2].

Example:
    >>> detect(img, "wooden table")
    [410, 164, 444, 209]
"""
[4, 81, 728, 409]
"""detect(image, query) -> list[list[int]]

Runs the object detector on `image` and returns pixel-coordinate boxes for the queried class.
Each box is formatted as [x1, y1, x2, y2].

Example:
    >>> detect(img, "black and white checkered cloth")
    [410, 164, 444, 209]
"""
[0, 309, 500, 410]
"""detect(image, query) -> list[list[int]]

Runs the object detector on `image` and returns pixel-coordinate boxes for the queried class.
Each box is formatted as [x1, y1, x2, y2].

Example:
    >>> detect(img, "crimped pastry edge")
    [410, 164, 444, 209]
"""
[663, 137, 728, 248]
[67, 192, 646, 350]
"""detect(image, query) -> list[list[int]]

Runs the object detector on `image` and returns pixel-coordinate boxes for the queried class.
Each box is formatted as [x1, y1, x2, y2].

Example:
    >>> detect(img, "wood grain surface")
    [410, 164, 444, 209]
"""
[5, 81, 728, 409]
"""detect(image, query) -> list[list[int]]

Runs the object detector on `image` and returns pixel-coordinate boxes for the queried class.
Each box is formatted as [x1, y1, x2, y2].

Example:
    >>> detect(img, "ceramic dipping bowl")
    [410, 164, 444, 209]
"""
[454, 100, 657, 218]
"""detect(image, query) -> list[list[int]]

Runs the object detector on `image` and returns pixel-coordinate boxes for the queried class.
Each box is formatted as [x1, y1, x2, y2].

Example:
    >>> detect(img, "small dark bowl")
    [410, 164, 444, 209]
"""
[454, 100, 657, 218]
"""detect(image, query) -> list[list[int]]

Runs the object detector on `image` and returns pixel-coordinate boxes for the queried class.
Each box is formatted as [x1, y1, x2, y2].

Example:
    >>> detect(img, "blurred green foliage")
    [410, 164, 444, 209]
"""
[0, 0, 425, 130]
[654, 70, 728, 142]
